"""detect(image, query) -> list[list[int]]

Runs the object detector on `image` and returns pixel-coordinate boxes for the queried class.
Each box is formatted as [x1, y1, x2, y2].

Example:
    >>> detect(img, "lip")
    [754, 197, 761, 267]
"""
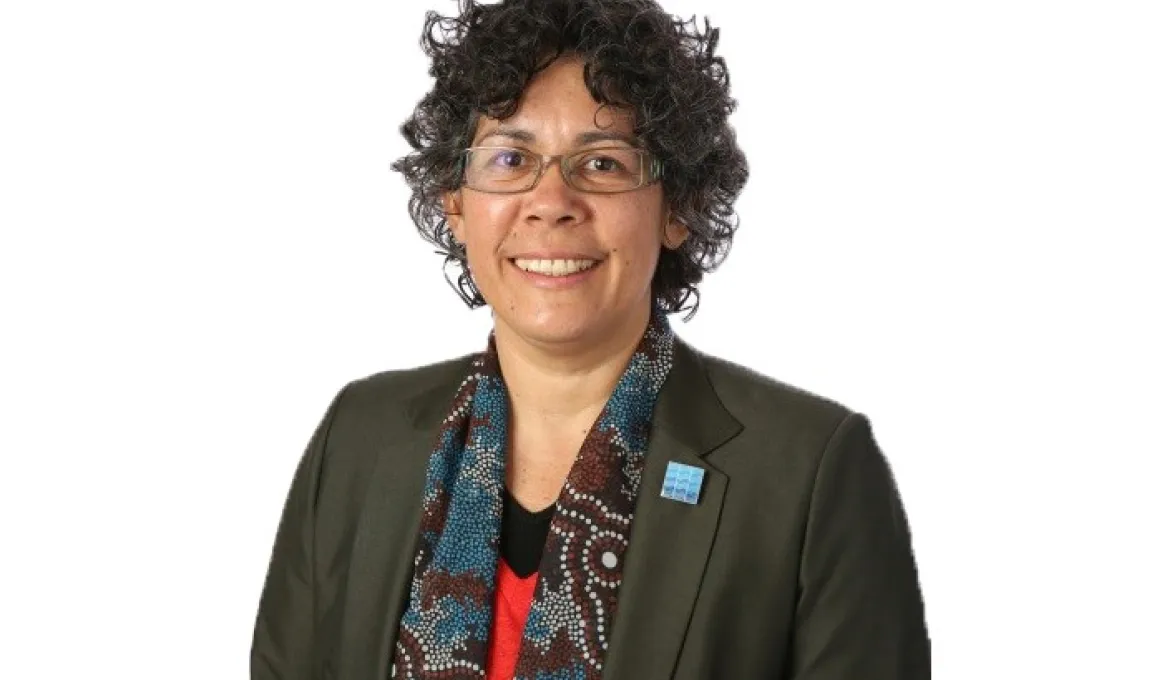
[508, 257, 602, 289]
[508, 252, 604, 261]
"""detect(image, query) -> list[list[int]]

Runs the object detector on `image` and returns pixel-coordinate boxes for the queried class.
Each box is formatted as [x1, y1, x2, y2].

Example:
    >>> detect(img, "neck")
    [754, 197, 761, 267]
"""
[492, 301, 653, 436]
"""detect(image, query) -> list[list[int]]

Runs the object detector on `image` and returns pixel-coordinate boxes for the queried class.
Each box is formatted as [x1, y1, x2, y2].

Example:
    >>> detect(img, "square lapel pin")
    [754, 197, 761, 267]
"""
[660, 461, 705, 505]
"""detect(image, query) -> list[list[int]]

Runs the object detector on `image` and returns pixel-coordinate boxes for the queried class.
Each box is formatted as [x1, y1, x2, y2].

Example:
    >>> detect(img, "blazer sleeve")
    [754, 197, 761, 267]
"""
[250, 385, 348, 680]
[788, 412, 931, 679]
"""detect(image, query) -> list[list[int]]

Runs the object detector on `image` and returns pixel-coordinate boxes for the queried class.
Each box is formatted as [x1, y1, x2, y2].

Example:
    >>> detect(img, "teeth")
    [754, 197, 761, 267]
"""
[513, 258, 598, 276]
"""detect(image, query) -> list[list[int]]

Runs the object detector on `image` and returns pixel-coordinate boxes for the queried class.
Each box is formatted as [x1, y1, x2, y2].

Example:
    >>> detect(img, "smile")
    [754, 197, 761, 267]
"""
[511, 258, 599, 277]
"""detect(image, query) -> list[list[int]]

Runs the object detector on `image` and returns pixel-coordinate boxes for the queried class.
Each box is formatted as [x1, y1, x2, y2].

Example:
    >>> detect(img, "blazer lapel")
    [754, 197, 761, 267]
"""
[602, 337, 742, 680]
[335, 358, 472, 680]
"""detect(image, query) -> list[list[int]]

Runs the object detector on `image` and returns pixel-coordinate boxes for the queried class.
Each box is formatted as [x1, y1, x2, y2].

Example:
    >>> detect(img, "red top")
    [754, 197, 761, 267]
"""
[485, 558, 540, 680]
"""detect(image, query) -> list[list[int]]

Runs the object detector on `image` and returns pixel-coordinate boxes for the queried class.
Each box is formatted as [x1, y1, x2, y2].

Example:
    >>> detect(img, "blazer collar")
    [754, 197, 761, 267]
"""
[404, 334, 741, 458]
[651, 333, 742, 456]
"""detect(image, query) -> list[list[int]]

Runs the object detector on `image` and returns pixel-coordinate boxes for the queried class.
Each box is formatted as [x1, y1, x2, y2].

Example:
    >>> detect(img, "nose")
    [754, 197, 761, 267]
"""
[524, 157, 583, 226]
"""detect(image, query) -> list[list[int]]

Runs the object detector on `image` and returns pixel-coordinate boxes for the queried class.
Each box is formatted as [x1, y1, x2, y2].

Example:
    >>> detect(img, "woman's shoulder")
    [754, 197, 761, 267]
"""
[682, 341, 857, 443]
[305, 354, 478, 490]
[679, 343, 884, 500]
[334, 352, 477, 419]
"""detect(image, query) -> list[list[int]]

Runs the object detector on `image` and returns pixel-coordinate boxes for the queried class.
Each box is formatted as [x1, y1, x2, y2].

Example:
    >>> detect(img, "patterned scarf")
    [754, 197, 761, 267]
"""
[391, 307, 675, 679]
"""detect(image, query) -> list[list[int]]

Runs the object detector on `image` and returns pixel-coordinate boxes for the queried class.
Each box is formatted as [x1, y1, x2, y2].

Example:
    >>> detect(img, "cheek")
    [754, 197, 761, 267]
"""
[609, 208, 666, 268]
[460, 198, 519, 251]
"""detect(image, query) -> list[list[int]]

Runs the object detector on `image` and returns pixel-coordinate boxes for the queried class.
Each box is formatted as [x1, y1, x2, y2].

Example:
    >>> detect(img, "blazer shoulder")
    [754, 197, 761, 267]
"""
[310, 353, 474, 477]
[683, 345, 874, 502]
[308, 353, 475, 494]
[336, 353, 475, 421]
[693, 346, 856, 442]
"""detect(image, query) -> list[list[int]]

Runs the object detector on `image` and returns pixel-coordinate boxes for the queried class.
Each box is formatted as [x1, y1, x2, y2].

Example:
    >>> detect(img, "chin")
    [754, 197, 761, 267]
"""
[494, 302, 607, 347]
[517, 314, 597, 346]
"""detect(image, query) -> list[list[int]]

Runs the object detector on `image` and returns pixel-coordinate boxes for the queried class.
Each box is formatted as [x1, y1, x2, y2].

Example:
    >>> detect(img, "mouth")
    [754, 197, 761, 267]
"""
[507, 257, 604, 289]
[509, 257, 601, 277]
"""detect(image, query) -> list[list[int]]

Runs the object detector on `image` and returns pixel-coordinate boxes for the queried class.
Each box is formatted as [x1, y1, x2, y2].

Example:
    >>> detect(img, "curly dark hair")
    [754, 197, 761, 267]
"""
[392, 0, 748, 318]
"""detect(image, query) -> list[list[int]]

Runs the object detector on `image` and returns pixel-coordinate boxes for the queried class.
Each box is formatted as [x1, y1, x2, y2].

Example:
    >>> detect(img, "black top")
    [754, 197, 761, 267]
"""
[500, 487, 555, 578]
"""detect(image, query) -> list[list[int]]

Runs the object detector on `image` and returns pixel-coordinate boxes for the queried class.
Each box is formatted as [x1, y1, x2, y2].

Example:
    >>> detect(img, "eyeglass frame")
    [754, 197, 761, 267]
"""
[454, 144, 665, 195]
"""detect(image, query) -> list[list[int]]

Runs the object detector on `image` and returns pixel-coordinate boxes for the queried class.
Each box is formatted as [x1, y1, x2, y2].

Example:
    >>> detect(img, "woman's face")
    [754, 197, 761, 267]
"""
[446, 56, 688, 351]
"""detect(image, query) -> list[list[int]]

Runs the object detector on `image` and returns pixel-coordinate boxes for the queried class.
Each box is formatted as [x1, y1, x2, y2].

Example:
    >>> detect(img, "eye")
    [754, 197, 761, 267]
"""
[489, 149, 528, 168]
[582, 155, 625, 173]
[572, 148, 641, 178]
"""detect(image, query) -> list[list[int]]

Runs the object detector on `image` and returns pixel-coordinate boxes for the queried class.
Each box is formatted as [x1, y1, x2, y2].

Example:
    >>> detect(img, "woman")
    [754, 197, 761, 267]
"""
[250, 0, 930, 678]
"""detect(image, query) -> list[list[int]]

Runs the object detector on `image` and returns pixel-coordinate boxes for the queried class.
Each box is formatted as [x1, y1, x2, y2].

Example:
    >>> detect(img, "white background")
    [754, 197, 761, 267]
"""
[2, 0, 1159, 677]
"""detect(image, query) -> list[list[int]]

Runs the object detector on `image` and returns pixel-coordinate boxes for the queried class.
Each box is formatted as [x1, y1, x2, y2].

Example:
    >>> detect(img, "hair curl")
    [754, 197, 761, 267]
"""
[392, 0, 748, 318]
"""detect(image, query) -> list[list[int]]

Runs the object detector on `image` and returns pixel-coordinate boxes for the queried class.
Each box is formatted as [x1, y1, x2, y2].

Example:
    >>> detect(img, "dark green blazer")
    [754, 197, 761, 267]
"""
[250, 336, 930, 679]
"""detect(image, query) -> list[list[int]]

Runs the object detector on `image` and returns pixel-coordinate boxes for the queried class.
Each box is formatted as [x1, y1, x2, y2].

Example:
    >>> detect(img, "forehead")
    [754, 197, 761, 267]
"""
[470, 57, 636, 145]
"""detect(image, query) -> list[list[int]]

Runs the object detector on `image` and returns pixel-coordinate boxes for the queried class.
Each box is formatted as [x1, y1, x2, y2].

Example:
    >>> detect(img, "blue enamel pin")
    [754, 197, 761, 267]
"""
[660, 461, 705, 505]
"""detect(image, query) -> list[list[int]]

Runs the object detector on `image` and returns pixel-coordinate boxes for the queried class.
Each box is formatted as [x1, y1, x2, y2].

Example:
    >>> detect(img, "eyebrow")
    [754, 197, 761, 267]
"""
[475, 127, 638, 147]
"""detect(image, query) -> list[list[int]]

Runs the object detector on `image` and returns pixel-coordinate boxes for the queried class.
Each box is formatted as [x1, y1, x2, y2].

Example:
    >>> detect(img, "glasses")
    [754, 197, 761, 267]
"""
[458, 145, 663, 194]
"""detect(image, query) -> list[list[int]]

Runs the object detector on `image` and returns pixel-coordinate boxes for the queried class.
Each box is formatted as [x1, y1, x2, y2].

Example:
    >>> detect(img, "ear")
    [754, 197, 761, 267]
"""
[661, 210, 690, 250]
[443, 190, 465, 244]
